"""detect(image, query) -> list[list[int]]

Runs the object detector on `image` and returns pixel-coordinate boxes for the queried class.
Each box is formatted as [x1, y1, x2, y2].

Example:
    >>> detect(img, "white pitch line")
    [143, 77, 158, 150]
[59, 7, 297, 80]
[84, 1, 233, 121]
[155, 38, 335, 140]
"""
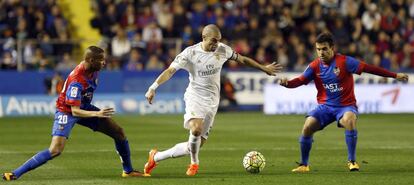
[0, 146, 413, 154]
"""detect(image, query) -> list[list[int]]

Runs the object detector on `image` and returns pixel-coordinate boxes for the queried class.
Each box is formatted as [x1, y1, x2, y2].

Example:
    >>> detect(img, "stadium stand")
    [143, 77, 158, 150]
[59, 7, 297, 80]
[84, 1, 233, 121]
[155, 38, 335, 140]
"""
[1, 0, 414, 72]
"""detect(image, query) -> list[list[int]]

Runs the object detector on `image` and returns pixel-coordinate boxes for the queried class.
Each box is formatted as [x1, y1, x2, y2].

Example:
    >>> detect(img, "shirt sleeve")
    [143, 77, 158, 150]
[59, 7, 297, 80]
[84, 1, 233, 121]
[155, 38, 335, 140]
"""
[362, 63, 397, 78]
[65, 82, 83, 106]
[345, 56, 364, 74]
[170, 48, 190, 70]
[301, 65, 315, 82]
[222, 43, 238, 60]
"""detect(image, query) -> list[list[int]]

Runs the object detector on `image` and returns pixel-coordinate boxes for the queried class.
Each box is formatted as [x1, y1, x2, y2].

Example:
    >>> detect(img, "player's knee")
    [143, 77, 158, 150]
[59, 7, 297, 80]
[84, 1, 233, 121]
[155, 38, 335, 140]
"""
[109, 126, 126, 141]
[200, 138, 207, 147]
[115, 127, 126, 140]
[49, 147, 63, 157]
[341, 115, 357, 130]
[190, 128, 202, 136]
[342, 119, 356, 130]
[302, 125, 315, 136]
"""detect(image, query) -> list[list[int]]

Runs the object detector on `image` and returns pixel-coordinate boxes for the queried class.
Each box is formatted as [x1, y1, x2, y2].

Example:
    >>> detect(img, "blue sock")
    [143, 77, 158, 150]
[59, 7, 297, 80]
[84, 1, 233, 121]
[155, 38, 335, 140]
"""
[13, 149, 52, 178]
[345, 130, 358, 161]
[299, 136, 313, 166]
[115, 139, 133, 173]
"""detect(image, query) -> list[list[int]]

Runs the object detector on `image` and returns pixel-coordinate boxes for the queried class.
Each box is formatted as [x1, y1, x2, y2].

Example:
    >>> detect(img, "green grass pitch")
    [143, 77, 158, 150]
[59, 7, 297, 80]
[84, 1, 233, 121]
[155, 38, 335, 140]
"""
[1, 113, 414, 185]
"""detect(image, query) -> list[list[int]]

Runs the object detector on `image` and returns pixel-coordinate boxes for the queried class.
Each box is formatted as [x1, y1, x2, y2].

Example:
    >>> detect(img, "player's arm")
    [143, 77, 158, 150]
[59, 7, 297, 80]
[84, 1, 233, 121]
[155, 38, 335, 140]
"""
[234, 54, 282, 76]
[279, 75, 310, 88]
[146, 47, 189, 104]
[64, 82, 113, 118]
[347, 56, 408, 82]
[280, 63, 314, 88]
[145, 67, 177, 104]
[71, 106, 114, 118]
[359, 63, 408, 81]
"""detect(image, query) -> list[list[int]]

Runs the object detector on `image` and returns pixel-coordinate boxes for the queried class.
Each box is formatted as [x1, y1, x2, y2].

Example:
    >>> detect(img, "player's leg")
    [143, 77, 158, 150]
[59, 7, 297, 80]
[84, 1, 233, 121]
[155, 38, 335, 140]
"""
[292, 117, 320, 172]
[188, 118, 203, 164]
[299, 117, 321, 164]
[89, 117, 143, 176]
[3, 136, 66, 181]
[149, 125, 209, 161]
[186, 110, 215, 176]
[144, 101, 208, 176]
[293, 105, 335, 172]
[144, 142, 188, 176]
[145, 131, 208, 176]
[340, 111, 358, 162]
[184, 118, 203, 176]
[3, 112, 75, 181]
[338, 110, 359, 171]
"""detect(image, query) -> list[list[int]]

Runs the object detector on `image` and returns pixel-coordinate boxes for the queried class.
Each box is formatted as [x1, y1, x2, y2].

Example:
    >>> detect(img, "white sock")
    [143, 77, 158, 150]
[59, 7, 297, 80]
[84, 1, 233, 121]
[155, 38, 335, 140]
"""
[188, 134, 201, 164]
[154, 142, 189, 162]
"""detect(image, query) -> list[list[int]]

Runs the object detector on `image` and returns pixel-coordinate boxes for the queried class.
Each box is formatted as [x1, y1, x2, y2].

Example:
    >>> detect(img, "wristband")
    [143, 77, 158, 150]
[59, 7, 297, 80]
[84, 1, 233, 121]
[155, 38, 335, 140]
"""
[149, 82, 159, 90]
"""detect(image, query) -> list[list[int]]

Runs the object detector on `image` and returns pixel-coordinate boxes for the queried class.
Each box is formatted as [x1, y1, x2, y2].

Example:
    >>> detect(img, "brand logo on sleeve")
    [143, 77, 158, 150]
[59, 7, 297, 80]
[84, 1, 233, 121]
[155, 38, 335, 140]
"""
[70, 87, 78, 97]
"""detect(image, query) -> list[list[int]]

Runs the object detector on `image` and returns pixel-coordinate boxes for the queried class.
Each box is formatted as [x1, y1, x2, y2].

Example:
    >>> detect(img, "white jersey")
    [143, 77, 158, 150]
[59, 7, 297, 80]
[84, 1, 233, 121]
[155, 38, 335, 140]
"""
[170, 42, 237, 107]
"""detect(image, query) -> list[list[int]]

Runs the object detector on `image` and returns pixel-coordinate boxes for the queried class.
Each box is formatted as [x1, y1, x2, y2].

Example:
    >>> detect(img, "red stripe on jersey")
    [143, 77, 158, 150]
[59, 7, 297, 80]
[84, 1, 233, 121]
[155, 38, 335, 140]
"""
[310, 59, 327, 104]
[65, 99, 81, 106]
[56, 64, 89, 113]
[286, 75, 308, 88]
[335, 55, 357, 106]
[362, 62, 397, 78]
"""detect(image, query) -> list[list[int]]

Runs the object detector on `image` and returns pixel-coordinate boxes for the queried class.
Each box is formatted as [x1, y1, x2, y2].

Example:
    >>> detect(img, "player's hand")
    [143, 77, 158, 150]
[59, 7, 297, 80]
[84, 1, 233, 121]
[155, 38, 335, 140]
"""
[145, 89, 156, 104]
[97, 108, 115, 118]
[264, 62, 283, 76]
[279, 77, 289, 87]
[396, 73, 409, 82]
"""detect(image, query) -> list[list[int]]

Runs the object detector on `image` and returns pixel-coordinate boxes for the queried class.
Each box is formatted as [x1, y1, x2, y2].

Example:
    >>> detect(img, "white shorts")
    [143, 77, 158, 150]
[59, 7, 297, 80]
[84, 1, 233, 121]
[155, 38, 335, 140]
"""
[183, 99, 218, 139]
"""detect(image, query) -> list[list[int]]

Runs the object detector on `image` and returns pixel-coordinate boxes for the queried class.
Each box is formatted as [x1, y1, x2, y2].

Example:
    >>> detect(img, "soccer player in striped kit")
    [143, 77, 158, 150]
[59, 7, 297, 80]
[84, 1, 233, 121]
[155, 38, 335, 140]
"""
[280, 32, 409, 172]
[3, 46, 143, 181]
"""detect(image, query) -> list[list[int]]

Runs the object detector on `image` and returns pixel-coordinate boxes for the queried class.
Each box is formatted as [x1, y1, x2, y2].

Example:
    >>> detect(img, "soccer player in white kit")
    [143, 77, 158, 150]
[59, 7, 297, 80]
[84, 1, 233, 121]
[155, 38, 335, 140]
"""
[143, 24, 282, 176]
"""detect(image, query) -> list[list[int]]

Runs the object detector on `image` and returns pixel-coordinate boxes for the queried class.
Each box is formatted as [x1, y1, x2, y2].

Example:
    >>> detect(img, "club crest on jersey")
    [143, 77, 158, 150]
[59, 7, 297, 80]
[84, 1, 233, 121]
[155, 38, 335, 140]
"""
[214, 53, 220, 60]
[334, 67, 340, 76]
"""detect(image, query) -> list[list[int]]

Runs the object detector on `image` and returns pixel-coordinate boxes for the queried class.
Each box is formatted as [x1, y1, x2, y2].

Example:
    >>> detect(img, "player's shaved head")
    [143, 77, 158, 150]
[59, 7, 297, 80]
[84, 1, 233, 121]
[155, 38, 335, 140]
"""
[84, 46, 105, 71]
[202, 24, 221, 38]
[201, 24, 221, 51]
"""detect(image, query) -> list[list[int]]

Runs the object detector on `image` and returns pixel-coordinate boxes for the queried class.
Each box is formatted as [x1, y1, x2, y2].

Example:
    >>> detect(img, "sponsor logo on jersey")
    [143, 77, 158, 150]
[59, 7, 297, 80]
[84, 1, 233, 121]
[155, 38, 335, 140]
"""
[323, 83, 343, 93]
[198, 64, 221, 77]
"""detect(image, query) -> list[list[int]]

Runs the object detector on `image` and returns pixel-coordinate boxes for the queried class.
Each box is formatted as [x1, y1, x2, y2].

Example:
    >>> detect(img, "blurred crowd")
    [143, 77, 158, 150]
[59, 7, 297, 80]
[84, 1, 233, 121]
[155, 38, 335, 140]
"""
[2, 0, 414, 72]
[0, 0, 76, 70]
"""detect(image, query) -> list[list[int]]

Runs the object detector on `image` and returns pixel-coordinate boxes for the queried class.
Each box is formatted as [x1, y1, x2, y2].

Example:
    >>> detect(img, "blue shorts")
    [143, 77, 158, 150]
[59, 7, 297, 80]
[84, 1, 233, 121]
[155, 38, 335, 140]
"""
[52, 105, 102, 138]
[306, 104, 358, 130]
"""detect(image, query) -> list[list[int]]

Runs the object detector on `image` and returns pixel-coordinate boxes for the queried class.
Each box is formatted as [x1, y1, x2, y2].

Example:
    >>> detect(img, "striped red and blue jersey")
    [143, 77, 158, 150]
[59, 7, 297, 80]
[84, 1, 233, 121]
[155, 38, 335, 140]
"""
[56, 63, 98, 113]
[298, 54, 364, 107]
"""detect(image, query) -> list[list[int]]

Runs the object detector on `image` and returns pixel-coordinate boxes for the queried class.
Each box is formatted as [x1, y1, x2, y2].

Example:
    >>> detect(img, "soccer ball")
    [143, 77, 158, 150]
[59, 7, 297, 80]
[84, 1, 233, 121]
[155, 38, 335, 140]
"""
[242, 151, 266, 173]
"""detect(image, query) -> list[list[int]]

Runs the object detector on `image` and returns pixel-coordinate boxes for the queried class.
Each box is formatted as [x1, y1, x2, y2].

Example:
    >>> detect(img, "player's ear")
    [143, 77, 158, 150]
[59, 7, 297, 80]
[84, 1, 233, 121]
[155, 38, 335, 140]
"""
[84, 53, 92, 63]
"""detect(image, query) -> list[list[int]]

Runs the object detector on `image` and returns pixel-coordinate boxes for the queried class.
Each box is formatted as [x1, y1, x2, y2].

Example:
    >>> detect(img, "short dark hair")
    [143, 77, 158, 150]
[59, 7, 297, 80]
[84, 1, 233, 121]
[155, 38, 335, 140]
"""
[316, 32, 335, 46]
[84, 46, 104, 62]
